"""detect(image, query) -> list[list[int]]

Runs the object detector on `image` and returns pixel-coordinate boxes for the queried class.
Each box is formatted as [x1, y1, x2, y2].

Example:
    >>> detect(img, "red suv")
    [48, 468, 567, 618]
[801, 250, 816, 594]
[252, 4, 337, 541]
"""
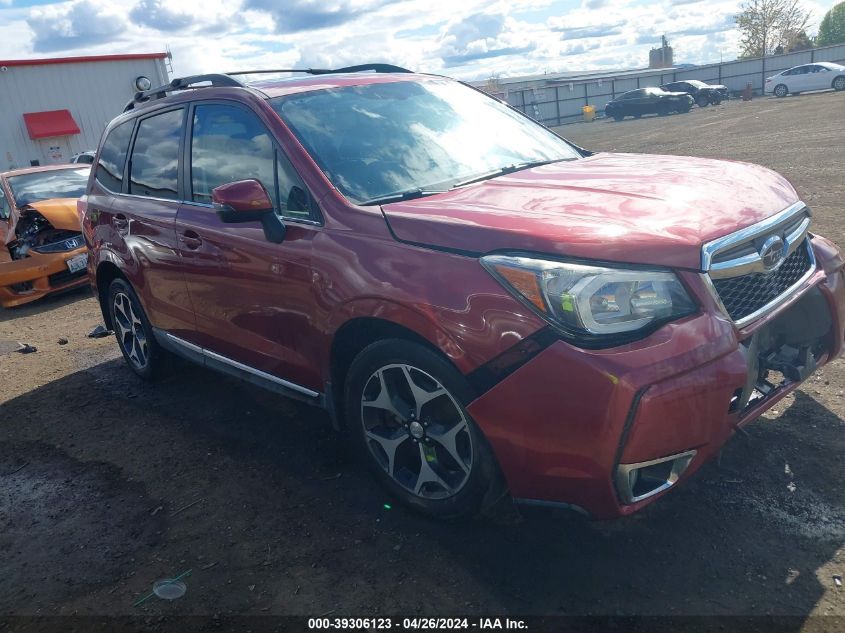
[81, 65, 845, 519]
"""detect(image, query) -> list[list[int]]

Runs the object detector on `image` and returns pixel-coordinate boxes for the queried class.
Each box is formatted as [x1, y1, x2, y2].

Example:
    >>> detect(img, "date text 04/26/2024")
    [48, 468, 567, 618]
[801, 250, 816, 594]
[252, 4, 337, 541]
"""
[307, 617, 528, 630]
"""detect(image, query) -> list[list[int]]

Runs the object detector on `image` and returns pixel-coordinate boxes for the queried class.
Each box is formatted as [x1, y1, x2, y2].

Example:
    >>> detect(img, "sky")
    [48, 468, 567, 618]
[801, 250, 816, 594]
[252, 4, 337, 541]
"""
[0, 0, 835, 80]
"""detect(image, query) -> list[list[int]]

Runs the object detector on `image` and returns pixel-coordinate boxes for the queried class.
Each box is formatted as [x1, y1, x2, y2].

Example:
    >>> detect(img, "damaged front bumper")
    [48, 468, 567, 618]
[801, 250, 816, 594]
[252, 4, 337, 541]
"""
[466, 235, 845, 518]
[0, 247, 88, 308]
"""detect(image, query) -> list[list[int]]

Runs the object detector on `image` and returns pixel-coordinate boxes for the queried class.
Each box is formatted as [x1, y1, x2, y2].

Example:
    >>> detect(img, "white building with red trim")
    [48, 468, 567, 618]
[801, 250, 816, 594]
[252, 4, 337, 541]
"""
[0, 53, 169, 171]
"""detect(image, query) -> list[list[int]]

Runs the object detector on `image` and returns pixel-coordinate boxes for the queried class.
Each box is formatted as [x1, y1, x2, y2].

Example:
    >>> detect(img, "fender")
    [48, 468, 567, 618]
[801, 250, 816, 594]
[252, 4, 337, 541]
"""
[326, 296, 474, 375]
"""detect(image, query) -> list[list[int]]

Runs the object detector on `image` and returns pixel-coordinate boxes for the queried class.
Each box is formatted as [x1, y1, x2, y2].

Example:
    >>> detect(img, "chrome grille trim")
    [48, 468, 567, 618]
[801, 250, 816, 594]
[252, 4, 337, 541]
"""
[701, 201, 810, 278]
[701, 201, 817, 328]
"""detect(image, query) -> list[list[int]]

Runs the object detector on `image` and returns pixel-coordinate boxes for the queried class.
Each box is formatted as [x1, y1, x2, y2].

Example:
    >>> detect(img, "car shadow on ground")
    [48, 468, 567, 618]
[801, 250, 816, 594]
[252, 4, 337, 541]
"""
[1, 356, 843, 623]
[0, 285, 91, 323]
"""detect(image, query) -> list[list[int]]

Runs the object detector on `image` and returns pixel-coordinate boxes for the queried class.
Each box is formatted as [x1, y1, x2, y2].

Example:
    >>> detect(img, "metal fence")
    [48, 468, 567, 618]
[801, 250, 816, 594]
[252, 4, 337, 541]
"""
[503, 43, 845, 126]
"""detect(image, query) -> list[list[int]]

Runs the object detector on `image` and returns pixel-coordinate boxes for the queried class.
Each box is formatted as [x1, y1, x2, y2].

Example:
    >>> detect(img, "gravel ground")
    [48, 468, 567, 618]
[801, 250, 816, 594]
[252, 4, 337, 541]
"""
[0, 90, 844, 629]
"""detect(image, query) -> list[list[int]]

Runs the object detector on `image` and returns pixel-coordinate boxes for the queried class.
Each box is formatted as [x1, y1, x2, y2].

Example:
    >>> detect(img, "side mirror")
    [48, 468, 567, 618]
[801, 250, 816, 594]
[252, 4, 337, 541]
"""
[212, 179, 285, 243]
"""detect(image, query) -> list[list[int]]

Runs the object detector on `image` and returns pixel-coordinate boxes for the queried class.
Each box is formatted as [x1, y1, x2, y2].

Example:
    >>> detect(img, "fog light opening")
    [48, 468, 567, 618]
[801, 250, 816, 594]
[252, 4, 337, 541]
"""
[615, 450, 696, 504]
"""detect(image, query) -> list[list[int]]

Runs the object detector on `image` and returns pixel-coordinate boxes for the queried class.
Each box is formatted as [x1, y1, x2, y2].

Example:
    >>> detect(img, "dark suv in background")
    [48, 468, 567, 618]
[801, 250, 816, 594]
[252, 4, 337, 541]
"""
[81, 66, 845, 520]
[660, 80, 729, 107]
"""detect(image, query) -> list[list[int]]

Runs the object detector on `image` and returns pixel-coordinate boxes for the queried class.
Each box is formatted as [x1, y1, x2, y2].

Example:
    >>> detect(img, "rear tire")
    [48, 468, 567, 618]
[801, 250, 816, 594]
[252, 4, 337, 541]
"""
[834, 76, 845, 91]
[107, 278, 164, 380]
[344, 339, 503, 519]
[774, 84, 788, 98]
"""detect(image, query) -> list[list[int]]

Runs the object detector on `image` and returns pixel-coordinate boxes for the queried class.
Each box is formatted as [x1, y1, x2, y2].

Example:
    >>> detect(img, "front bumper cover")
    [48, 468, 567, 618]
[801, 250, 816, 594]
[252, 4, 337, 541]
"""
[0, 247, 88, 308]
[466, 236, 845, 518]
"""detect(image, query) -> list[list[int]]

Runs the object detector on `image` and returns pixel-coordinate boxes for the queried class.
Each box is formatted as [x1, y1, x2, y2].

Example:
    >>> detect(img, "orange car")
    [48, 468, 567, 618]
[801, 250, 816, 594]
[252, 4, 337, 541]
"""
[0, 164, 90, 308]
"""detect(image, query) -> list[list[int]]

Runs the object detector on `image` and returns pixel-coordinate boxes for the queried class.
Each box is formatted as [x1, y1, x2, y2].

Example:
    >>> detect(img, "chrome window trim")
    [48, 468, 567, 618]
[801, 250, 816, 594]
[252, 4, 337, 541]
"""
[701, 238, 817, 329]
[700, 200, 809, 273]
[164, 332, 320, 398]
[180, 200, 324, 226]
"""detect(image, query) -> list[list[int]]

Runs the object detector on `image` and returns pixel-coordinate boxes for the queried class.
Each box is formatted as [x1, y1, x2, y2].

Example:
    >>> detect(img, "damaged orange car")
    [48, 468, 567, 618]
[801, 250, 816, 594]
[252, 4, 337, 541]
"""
[0, 165, 89, 308]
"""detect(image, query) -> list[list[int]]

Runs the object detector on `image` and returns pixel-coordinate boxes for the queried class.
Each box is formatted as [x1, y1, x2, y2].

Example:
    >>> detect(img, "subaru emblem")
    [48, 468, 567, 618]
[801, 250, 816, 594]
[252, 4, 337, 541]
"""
[759, 235, 786, 271]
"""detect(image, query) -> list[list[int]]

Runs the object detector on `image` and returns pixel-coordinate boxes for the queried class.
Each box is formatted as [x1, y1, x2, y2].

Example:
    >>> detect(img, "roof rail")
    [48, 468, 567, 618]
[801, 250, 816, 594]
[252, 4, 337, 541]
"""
[226, 64, 413, 77]
[123, 65, 414, 112]
[123, 73, 245, 112]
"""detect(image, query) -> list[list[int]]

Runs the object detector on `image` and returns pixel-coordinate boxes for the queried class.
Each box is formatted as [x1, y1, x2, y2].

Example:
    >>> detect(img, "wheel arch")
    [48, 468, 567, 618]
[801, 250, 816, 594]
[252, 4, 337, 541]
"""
[95, 259, 126, 328]
[328, 308, 472, 429]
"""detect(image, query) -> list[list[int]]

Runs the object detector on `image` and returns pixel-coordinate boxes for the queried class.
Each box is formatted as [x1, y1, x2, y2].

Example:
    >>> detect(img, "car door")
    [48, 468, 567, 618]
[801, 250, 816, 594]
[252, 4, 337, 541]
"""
[786, 66, 810, 92]
[642, 89, 661, 115]
[174, 100, 323, 392]
[807, 65, 831, 91]
[103, 108, 197, 336]
[622, 90, 644, 116]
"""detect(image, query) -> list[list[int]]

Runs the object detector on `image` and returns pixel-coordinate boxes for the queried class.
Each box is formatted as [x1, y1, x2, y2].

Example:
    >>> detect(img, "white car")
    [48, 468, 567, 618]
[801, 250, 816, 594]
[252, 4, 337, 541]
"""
[766, 62, 845, 97]
[70, 151, 96, 164]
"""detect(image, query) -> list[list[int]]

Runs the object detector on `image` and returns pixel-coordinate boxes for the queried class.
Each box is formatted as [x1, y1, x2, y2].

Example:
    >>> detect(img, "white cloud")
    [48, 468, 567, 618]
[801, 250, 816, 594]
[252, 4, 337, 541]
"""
[0, 0, 819, 80]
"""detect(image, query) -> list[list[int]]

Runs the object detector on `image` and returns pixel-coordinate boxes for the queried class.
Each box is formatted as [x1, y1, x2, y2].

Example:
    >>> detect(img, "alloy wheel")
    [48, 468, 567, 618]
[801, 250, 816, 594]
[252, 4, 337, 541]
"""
[834, 77, 845, 91]
[113, 292, 149, 370]
[360, 364, 473, 500]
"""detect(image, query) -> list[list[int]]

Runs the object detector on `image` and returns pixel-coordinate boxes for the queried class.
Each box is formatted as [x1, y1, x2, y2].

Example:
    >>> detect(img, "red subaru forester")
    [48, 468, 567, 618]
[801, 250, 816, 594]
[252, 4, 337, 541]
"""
[81, 65, 845, 520]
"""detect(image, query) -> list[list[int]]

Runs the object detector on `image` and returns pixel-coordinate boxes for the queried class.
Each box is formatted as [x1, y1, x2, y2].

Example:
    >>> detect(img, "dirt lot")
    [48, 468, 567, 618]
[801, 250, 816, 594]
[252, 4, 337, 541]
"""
[1, 90, 844, 629]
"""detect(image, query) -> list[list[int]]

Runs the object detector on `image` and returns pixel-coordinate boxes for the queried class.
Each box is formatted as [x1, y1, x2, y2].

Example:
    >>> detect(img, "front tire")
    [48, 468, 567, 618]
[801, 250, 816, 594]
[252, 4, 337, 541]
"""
[344, 339, 502, 519]
[107, 278, 163, 380]
[834, 76, 845, 91]
[774, 84, 788, 98]
[696, 94, 709, 107]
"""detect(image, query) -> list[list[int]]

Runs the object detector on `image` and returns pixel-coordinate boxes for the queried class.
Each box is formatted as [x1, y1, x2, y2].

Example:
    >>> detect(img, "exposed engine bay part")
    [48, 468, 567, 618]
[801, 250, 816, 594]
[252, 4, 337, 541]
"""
[7, 208, 83, 261]
[737, 286, 832, 411]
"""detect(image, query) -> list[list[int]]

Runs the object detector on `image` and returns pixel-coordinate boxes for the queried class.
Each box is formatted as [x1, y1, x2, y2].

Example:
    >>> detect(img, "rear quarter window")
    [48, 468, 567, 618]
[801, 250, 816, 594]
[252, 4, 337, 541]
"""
[95, 120, 134, 192]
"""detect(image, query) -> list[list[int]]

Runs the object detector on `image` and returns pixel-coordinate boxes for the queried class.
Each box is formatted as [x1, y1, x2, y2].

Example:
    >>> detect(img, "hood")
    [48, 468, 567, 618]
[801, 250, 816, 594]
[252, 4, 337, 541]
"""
[24, 198, 81, 231]
[4, 197, 81, 245]
[381, 153, 799, 270]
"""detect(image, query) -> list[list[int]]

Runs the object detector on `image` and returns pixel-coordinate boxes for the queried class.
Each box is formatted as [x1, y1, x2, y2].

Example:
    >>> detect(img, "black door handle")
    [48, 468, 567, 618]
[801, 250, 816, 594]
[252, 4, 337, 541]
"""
[179, 230, 203, 250]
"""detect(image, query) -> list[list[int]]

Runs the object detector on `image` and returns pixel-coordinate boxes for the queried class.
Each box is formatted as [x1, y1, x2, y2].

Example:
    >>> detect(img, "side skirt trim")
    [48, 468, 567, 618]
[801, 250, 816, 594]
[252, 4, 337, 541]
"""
[155, 329, 324, 406]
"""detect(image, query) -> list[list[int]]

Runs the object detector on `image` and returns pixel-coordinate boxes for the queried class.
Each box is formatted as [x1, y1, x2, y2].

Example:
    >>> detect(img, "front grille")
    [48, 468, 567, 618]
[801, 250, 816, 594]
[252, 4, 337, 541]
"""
[48, 268, 86, 288]
[711, 240, 812, 321]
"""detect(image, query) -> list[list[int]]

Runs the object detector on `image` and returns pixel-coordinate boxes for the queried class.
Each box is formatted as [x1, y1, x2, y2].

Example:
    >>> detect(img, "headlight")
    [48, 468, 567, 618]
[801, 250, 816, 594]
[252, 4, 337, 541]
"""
[481, 254, 697, 341]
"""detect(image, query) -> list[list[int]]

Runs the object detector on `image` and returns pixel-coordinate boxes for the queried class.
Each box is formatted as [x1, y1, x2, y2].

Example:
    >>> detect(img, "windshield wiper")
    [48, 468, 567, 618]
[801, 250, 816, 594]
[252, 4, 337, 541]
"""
[360, 189, 446, 206]
[450, 158, 571, 189]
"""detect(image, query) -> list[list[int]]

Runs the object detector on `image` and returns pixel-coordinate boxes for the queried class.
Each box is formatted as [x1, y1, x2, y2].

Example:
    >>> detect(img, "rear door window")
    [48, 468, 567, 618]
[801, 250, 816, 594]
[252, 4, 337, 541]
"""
[129, 109, 183, 200]
[95, 120, 134, 192]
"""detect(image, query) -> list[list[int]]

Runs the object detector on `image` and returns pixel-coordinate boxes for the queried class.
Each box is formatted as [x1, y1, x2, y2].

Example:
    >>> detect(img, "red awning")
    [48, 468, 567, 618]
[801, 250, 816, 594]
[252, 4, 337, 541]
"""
[23, 110, 81, 139]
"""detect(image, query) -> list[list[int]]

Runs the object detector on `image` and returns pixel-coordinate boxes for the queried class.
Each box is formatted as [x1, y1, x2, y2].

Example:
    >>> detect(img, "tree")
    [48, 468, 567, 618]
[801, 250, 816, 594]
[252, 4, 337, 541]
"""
[817, 1, 845, 46]
[786, 29, 814, 51]
[736, 0, 812, 57]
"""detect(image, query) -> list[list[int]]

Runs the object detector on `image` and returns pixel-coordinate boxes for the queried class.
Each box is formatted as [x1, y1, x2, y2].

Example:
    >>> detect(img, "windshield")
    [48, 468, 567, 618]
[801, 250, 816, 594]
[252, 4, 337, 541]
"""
[270, 78, 581, 205]
[7, 167, 90, 207]
[687, 80, 707, 88]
